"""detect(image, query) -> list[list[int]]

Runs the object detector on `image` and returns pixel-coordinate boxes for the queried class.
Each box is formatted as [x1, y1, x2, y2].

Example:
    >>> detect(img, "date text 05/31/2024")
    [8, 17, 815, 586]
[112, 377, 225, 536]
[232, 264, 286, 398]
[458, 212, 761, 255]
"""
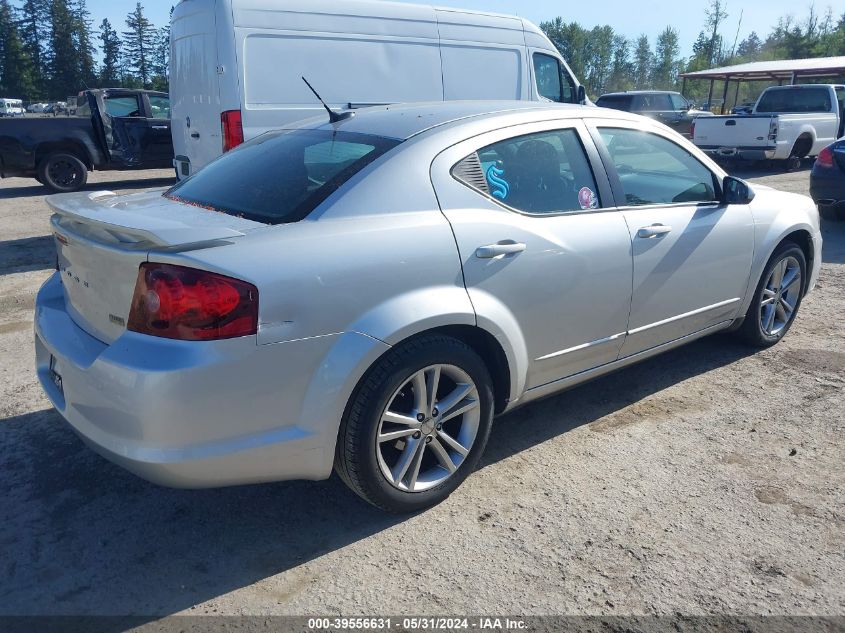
[307, 617, 527, 630]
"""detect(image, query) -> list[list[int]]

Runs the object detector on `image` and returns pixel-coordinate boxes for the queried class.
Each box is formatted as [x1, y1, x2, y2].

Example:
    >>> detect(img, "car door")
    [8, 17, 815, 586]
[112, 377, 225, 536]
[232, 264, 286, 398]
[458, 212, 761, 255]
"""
[669, 93, 695, 136]
[588, 122, 754, 357]
[101, 93, 147, 166]
[141, 94, 174, 167]
[430, 121, 633, 390]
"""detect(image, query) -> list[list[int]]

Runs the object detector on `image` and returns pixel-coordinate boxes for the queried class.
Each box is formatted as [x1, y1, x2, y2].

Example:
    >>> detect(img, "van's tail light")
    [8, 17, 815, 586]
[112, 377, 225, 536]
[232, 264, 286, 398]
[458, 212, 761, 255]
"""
[816, 146, 834, 168]
[127, 263, 258, 341]
[221, 109, 244, 152]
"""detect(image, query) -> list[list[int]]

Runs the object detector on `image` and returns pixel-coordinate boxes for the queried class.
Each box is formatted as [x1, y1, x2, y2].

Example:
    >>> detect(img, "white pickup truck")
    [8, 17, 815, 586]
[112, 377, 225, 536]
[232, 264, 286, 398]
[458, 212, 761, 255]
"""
[693, 84, 845, 167]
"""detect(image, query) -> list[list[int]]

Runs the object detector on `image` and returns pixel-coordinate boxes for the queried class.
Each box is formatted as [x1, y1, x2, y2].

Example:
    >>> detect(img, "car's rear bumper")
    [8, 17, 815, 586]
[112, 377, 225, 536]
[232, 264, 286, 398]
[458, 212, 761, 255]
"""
[698, 145, 776, 161]
[34, 272, 348, 488]
[809, 167, 845, 206]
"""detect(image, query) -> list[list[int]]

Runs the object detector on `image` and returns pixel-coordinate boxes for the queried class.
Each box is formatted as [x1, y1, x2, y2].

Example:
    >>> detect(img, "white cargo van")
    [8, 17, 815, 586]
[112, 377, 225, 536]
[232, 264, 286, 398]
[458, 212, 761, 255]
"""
[170, 0, 587, 177]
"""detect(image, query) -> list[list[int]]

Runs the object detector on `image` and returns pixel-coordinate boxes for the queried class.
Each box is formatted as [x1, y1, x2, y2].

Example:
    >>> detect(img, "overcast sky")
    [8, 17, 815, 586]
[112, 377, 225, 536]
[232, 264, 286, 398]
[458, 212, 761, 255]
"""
[88, 0, 829, 58]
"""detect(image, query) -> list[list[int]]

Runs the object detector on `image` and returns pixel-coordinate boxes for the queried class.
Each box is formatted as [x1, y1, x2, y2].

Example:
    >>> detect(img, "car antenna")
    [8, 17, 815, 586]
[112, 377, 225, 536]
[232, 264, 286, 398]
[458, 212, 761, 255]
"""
[301, 76, 354, 123]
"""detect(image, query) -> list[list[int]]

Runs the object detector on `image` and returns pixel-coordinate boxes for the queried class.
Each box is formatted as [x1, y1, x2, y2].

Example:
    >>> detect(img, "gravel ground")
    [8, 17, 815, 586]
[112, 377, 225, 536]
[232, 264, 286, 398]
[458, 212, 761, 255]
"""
[0, 164, 842, 618]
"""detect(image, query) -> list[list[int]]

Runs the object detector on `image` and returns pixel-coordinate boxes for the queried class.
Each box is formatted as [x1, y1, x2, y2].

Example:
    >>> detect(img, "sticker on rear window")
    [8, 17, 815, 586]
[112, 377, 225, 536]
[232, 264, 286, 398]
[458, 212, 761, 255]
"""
[578, 186, 598, 209]
[486, 164, 509, 200]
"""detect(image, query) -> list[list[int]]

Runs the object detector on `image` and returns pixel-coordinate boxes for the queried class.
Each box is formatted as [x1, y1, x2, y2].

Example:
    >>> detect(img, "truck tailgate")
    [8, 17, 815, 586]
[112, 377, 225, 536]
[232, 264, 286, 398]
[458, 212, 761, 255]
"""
[693, 115, 775, 149]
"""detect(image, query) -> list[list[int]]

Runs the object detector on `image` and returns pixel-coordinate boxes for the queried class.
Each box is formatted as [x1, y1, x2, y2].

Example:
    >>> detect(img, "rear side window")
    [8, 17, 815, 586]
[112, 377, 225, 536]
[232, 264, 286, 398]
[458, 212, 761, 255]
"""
[596, 95, 633, 111]
[165, 129, 400, 224]
[452, 128, 601, 214]
[598, 127, 717, 206]
[756, 88, 832, 113]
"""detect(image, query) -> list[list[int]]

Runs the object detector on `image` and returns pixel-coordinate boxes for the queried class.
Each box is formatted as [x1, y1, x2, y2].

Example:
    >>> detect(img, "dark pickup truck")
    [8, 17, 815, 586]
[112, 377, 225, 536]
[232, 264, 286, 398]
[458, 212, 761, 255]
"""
[0, 89, 173, 192]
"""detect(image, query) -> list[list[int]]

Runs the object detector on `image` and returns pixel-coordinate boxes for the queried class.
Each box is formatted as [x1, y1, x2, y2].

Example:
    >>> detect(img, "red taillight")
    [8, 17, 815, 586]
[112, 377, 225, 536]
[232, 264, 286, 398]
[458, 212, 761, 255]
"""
[221, 109, 244, 152]
[127, 263, 258, 341]
[816, 146, 834, 168]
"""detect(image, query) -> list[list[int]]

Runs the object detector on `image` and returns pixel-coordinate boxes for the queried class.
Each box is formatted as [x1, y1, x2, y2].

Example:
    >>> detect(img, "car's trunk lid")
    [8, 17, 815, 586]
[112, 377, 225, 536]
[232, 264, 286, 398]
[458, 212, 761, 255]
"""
[48, 189, 265, 344]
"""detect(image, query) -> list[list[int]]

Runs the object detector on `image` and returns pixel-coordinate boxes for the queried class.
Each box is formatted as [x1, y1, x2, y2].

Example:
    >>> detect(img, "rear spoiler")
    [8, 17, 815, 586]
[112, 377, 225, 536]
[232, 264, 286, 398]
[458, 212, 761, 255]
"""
[46, 190, 255, 249]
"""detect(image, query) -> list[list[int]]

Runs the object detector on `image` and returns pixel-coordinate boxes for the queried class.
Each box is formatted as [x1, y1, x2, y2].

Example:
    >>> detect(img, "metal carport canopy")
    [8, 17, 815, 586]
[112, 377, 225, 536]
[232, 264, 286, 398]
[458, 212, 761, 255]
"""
[681, 56, 845, 81]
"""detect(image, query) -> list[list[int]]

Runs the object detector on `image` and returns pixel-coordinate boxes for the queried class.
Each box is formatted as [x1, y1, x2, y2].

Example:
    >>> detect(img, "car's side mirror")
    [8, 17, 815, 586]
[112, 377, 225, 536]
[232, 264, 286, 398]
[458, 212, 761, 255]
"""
[577, 85, 586, 104]
[723, 176, 755, 205]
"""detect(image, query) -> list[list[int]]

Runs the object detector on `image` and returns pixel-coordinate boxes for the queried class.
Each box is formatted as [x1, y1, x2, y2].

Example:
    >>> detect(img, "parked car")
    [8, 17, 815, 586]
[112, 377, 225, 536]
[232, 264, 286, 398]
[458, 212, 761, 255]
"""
[26, 102, 48, 113]
[693, 84, 845, 168]
[0, 89, 172, 192]
[170, 0, 587, 178]
[0, 98, 24, 117]
[810, 138, 845, 221]
[595, 90, 712, 137]
[731, 101, 755, 115]
[35, 102, 821, 512]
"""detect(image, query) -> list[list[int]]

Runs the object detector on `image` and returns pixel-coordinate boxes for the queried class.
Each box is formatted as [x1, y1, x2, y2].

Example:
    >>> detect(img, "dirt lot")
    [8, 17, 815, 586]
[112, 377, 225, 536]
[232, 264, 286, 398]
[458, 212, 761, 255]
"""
[0, 165, 843, 617]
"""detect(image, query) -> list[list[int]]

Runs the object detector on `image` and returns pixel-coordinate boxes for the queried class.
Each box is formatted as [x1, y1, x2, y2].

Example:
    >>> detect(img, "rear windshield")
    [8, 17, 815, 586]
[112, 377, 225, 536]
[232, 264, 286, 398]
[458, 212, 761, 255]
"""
[596, 95, 633, 111]
[165, 129, 401, 224]
[756, 88, 832, 113]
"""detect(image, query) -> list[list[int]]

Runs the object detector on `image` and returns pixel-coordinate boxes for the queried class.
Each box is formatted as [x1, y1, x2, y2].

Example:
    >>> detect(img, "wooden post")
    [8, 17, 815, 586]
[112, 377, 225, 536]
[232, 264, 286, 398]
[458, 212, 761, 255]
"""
[720, 78, 730, 114]
[681, 77, 687, 98]
[707, 79, 715, 112]
[733, 80, 740, 111]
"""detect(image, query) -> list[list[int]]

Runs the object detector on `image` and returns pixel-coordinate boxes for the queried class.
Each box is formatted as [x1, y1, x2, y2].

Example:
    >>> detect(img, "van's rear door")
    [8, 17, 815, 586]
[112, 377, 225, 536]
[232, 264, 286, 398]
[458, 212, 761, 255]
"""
[171, 0, 222, 177]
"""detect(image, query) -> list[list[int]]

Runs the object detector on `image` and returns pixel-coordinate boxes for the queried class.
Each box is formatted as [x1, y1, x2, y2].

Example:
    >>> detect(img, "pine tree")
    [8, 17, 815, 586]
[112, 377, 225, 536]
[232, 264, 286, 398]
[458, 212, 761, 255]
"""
[652, 27, 681, 89]
[72, 0, 96, 89]
[0, 0, 35, 98]
[633, 35, 652, 89]
[49, 0, 80, 98]
[122, 2, 156, 87]
[17, 0, 49, 98]
[98, 18, 122, 86]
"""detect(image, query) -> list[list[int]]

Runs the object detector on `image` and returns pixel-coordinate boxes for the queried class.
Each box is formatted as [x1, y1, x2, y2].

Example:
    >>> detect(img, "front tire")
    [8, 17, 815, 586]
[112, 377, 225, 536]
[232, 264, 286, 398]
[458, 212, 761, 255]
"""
[335, 334, 494, 513]
[37, 152, 88, 193]
[738, 242, 806, 347]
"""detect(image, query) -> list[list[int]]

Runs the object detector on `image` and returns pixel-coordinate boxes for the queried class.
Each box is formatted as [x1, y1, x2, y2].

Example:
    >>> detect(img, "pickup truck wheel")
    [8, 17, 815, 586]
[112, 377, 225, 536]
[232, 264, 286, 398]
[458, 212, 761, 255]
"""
[38, 153, 88, 193]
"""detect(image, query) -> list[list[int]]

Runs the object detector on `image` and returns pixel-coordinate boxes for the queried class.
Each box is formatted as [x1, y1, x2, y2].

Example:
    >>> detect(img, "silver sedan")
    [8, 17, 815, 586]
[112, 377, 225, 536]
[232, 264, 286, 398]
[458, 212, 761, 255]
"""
[35, 102, 821, 512]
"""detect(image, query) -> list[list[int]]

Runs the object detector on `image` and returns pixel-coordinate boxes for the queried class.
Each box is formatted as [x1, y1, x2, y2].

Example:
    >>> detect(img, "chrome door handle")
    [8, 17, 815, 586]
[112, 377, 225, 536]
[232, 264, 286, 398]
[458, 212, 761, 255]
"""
[637, 224, 672, 238]
[151, 125, 169, 129]
[475, 241, 526, 258]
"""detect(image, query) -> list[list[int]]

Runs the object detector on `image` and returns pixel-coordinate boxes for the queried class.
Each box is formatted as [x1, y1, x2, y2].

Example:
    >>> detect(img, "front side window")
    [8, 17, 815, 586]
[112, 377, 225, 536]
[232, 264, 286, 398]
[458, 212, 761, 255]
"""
[165, 129, 400, 224]
[756, 88, 832, 113]
[104, 96, 142, 117]
[452, 128, 601, 214]
[598, 127, 717, 206]
[148, 95, 170, 119]
[533, 53, 577, 104]
[669, 93, 689, 111]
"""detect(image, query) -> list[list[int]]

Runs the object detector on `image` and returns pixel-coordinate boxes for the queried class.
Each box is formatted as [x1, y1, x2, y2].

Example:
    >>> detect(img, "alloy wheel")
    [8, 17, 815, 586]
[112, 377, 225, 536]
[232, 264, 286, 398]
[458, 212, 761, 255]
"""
[760, 255, 801, 336]
[376, 364, 480, 492]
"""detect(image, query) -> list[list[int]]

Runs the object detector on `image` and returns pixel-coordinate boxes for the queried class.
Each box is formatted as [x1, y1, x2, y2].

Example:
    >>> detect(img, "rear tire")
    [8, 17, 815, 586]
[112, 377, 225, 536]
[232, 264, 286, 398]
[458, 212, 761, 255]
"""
[737, 242, 806, 347]
[37, 152, 88, 193]
[335, 334, 494, 513]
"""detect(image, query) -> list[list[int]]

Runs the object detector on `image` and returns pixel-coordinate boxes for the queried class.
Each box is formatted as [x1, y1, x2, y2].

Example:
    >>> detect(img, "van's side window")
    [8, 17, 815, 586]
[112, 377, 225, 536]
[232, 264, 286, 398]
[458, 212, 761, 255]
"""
[452, 128, 601, 214]
[532, 54, 577, 104]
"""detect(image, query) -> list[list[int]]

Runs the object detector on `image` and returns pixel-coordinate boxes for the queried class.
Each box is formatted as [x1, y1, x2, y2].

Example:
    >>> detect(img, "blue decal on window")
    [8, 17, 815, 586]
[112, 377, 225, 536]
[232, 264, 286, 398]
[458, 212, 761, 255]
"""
[486, 164, 509, 200]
